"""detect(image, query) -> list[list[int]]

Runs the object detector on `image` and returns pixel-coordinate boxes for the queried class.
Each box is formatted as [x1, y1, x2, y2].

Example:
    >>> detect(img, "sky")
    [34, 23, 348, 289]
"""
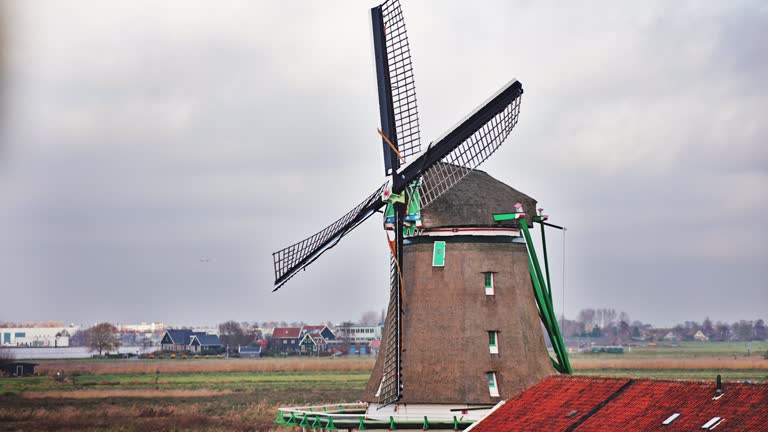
[0, 1, 765, 328]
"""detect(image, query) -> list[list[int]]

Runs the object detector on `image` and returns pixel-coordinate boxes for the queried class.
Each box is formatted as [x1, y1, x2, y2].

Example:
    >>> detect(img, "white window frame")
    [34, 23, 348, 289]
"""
[486, 371, 500, 397]
[488, 331, 499, 354]
[484, 272, 495, 296]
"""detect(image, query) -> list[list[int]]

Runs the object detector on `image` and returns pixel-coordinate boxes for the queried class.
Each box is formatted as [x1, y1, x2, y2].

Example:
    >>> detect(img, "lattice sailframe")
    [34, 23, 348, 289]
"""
[419, 95, 522, 209]
[381, 0, 421, 165]
[272, 183, 387, 289]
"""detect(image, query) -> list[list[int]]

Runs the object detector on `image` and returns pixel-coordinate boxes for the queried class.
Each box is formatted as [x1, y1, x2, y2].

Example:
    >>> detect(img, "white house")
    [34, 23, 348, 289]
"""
[693, 330, 709, 342]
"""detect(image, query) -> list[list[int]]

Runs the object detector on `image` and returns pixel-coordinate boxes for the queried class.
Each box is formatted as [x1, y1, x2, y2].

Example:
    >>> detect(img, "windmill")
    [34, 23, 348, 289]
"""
[272, 0, 569, 422]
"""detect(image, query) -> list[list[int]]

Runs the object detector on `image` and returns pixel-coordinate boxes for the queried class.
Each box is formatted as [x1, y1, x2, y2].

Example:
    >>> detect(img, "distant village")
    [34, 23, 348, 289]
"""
[1, 309, 766, 359]
[0, 318, 385, 358]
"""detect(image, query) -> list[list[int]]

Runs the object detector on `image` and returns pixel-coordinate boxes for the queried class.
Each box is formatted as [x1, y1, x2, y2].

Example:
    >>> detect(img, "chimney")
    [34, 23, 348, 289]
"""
[715, 374, 723, 395]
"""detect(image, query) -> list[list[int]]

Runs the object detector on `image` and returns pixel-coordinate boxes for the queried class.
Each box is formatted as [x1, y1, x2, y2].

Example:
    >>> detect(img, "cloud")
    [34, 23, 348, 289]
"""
[0, 0, 765, 326]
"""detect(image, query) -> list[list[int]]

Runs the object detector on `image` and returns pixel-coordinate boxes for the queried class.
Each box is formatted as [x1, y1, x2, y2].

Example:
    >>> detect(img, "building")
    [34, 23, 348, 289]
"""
[369, 339, 381, 356]
[694, 330, 710, 342]
[271, 327, 303, 352]
[238, 345, 262, 358]
[301, 325, 336, 341]
[365, 168, 553, 408]
[160, 329, 221, 352]
[0, 326, 76, 348]
[189, 333, 222, 353]
[335, 325, 381, 343]
[467, 375, 768, 431]
[0, 362, 38, 377]
[116, 322, 165, 334]
[335, 324, 382, 355]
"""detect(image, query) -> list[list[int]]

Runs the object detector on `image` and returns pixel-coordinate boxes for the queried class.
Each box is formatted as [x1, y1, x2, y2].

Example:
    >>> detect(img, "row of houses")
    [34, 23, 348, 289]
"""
[269, 324, 382, 355]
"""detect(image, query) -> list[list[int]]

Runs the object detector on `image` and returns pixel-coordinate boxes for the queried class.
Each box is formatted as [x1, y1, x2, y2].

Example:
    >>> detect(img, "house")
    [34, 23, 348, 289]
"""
[663, 331, 680, 342]
[299, 333, 330, 354]
[694, 330, 710, 342]
[0, 362, 38, 377]
[160, 329, 221, 352]
[467, 375, 768, 431]
[189, 333, 222, 353]
[369, 339, 381, 356]
[271, 327, 303, 352]
[301, 325, 336, 341]
[238, 345, 261, 358]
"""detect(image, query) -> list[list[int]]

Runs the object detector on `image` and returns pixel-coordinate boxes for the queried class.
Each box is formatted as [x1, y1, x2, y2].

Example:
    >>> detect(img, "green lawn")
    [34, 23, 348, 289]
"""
[575, 369, 768, 381]
[568, 341, 768, 359]
[0, 370, 371, 395]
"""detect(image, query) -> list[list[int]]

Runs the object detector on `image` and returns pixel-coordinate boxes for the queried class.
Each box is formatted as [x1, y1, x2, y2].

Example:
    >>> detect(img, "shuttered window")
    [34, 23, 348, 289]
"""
[488, 331, 499, 354]
[486, 372, 500, 397]
[484, 272, 495, 295]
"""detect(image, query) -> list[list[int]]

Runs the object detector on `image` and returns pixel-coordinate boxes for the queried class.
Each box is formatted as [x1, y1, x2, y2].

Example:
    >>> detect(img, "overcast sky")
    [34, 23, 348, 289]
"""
[0, 1, 765, 328]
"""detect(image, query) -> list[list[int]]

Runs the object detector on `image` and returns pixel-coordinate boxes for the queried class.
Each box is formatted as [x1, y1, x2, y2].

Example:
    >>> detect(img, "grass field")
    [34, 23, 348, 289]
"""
[1, 343, 766, 431]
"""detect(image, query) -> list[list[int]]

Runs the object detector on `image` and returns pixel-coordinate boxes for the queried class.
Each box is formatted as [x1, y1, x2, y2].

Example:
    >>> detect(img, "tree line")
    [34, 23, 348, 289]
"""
[561, 308, 766, 344]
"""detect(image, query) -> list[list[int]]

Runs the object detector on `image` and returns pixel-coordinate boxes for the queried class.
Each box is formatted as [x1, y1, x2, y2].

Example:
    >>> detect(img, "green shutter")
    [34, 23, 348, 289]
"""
[484, 273, 493, 288]
[432, 241, 446, 267]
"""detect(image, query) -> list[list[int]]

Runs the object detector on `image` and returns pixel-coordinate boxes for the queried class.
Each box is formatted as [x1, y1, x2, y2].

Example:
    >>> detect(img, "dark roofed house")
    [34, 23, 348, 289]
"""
[301, 325, 335, 341]
[271, 327, 302, 353]
[190, 334, 222, 353]
[467, 375, 768, 432]
[161, 329, 195, 352]
[0, 362, 38, 377]
[238, 345, 261, 358]
[161, 330, 221, 353]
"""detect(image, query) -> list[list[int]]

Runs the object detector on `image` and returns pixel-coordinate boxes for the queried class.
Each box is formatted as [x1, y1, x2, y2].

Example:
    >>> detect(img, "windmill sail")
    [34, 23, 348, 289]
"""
[272, 81, 523, 289]
[372, 0, 421, 175]
[272, 183, 388, 290]
[377, 255, 402, 405]
[418, 82, 522, 209]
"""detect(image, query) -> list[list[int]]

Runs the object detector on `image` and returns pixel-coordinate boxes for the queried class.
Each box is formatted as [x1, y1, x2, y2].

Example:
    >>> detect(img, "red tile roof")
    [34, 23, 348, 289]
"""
[470, 375, 768, 432]
[271, 327, 302, 338]
[369, 340, 382, 348]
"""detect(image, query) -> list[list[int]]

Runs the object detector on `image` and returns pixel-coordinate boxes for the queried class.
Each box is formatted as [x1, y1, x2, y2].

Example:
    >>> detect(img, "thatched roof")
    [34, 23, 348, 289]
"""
[421, 165, 537, 229]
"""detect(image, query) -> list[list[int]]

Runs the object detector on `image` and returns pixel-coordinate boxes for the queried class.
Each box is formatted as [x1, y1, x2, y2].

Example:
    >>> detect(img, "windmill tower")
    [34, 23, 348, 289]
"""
[365, 167, 555, 408]
[272, 0, 570, 428]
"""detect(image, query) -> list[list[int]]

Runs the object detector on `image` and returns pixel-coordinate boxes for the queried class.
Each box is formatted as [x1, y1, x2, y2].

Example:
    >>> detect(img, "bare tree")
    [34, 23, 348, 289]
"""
[359, 310, 379, 326]
[219, 321, 250, 349]
[754, 319, 767, 341]
[87, 323, 121, 356]
[577, 309, 595, 329]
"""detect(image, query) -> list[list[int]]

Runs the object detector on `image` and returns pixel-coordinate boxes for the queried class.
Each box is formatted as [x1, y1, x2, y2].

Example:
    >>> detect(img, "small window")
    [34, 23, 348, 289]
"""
[662, 413, 680, 425]
[486, 372, 500, 397]
[14, 332, 25, 338]
[488, 331, 499, 354]
[433, 241, 446, 267]
[283, 340, 287, 344]
[484, 272, 495, 295]
[702, 417, 723, 430]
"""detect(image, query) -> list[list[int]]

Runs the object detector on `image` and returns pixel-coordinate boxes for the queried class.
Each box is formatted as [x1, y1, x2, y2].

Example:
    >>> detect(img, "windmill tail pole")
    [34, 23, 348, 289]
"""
[493, 209, 572, 374]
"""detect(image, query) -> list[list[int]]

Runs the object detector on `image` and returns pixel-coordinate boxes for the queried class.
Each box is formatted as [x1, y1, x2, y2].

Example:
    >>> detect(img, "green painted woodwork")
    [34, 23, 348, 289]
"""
[492, 213, 521, 222]
[517, 216, 572, 374]
[491, 211, 572, 374]
[299, 413, 311, 427]
[432, 241, 446, 266]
